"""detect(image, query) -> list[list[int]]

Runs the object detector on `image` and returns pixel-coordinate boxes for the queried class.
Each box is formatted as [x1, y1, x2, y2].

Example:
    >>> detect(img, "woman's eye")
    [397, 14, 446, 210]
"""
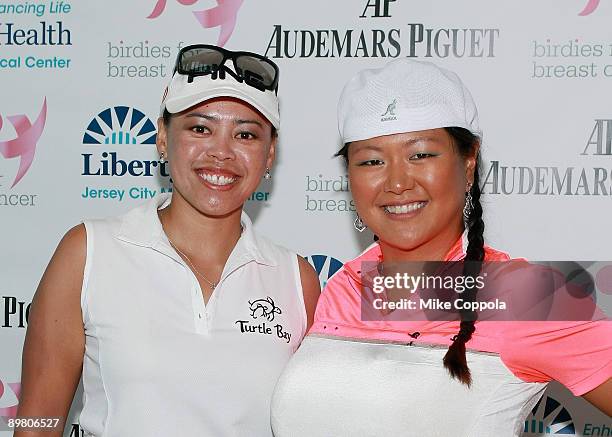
[192, 125, 209, 134]
[410, 153, 435, 160]
[357, 159, 384, 166]
[237, 131, 256, 140]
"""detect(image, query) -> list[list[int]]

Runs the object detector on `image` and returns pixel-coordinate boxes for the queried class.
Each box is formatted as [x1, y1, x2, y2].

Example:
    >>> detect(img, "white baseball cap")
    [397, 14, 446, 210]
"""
[337, 59, 481, 143]
[160, 68, 280, 130]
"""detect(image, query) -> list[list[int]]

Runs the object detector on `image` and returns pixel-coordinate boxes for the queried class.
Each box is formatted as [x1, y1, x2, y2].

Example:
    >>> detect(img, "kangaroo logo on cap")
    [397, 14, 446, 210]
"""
[381, 99, 398, 122]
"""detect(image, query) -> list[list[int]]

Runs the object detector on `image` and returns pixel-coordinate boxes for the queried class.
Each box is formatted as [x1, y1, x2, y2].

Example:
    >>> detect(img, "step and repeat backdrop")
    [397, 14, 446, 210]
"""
[1, 0, 611, 435]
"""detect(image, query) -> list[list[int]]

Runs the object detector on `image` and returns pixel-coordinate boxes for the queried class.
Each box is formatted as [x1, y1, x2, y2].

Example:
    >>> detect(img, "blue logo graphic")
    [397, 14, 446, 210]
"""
[523, 395, 575, 435]
[305, 255, 343, 290]
[83, 106, 156, 145]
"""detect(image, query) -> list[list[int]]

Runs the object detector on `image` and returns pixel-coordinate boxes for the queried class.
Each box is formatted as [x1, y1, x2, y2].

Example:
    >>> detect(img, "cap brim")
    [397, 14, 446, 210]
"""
[164, 86, 280, 129]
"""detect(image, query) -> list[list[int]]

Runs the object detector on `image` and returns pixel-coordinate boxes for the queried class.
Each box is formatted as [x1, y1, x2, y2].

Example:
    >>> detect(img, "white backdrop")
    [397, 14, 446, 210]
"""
[1, 0, 611, 435]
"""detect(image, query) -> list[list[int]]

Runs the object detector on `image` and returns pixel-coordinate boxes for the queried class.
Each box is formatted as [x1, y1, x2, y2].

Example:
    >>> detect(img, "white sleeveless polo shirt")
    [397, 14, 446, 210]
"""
[79, 194, 306, 437]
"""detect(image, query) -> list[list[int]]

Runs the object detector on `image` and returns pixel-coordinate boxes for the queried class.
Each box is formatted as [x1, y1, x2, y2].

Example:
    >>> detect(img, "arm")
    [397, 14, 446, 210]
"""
[297, 256, 321, 331]
[14, 225, 86, 437]
[582, 377, 612, 417]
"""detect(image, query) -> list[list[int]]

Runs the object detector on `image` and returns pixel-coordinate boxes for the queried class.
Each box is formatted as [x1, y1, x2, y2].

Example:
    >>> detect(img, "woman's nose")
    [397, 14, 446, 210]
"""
[205, 134, 236, 161]
[383, 161, 415, 194]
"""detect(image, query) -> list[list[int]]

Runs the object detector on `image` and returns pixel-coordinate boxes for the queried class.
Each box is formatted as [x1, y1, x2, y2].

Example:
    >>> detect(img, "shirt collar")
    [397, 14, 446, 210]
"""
[343, 231, 468, 282]
[115, 193, 277, 267]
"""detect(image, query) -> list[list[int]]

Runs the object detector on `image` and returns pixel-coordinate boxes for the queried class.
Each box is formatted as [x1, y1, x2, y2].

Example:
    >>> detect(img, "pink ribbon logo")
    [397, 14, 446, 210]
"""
[147, 0, 244, 47]
[0, 380, 21, 419]
[579, 0, 600, 15]
[0, 98, 47, 188]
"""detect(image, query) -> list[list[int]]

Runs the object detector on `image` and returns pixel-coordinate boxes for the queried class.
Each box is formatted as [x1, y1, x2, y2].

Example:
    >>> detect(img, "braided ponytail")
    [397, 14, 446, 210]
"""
[442, 127, 485, 387]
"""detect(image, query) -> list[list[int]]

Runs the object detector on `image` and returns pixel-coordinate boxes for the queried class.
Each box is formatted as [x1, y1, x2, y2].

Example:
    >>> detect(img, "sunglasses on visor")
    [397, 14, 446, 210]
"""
[174, 44, 280, 94]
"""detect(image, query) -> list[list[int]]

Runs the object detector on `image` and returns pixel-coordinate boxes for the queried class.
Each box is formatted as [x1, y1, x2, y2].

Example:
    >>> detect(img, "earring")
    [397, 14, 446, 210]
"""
[354, 215, 367, 233]
[263, 168, 272, 180]
[159, 152, 166, 164]
[463, 183, 473, 221]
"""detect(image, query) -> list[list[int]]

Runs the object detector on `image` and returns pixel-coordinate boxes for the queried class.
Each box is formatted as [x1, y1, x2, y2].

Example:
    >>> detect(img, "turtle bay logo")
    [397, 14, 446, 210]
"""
[147, 0, 244, 47]
[0, 98, 46, 207]
[0, 378, 20, 421]
[249, 296, 281, 322]
[523, 395, 575, 435]
[81, 106, 172, 202]
[381, 99, 398, 122]
[235, 296, 291, 343]
[306, 255, 343, 289]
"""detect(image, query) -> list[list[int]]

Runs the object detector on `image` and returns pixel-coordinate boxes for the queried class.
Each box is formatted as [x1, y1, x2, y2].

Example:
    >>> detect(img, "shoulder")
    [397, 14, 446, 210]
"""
[248, 232, 302, 270]
[54, 223, 87, 268]
[35, 223, 87, 309]
[296, 256, 321, 329]
[483, 245, 512, 261]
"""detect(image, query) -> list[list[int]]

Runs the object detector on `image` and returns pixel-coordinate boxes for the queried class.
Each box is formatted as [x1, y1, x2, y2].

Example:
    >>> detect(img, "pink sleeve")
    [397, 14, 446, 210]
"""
[500, 321, 612, 396]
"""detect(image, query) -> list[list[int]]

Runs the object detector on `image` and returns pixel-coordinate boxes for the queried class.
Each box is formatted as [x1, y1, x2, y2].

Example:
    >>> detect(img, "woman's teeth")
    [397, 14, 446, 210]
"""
[384, 202, 426, 214]
[200, 173, 236, 186]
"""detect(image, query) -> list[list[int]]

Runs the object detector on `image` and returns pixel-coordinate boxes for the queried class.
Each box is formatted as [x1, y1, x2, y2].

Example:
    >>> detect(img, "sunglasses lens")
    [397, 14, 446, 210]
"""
[235, 55, 277, 88]
[179, 48, 224, 74]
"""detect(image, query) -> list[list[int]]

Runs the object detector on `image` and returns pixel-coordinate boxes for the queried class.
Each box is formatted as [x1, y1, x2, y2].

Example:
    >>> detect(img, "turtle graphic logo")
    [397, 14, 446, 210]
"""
[248, 296, 281, 322]
[381, 99, 397, 117]
[146, 0, 244, 47]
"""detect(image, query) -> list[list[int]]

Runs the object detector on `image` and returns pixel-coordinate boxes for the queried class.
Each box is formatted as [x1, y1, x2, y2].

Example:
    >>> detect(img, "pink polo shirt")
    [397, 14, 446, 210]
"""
[310, 237, 611, 396]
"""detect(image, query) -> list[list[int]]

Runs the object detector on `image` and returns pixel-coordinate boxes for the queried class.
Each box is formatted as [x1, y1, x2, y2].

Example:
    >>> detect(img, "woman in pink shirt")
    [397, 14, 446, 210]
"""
[271, 59, 611, 436]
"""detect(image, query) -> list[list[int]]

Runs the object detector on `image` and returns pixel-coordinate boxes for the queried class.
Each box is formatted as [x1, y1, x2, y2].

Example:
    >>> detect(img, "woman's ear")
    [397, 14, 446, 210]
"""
[266, 133, 277, 170]
[156, 117, 168, 158]
[465, 141, 480, 187]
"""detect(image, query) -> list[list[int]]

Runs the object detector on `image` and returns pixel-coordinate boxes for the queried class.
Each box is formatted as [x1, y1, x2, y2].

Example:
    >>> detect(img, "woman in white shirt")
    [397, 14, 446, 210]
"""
[16, 44, 319, 437]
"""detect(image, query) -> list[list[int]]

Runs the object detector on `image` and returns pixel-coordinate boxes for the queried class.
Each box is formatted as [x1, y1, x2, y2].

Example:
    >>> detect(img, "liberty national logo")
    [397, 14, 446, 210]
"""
[306, 255, 343, 290]
[523, 395, 576, 435]
[83, 106, 156, 146]
[0, 378, 20, 422]
[0, 99, 47, 188]
[147, 0, 245, 47]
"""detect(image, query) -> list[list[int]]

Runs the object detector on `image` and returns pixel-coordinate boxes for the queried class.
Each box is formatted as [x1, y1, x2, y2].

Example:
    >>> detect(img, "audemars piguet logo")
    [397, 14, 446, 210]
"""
[235, 296, 291, 343]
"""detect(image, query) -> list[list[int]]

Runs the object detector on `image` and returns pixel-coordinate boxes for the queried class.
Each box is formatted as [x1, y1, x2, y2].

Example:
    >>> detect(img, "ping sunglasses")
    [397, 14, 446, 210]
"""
[175, 44, 280, 94]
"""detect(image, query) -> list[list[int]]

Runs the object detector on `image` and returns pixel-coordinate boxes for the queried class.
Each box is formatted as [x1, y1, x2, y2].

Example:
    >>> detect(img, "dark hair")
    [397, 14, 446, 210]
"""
[336, 127, 484, 386]
[162, 108, 278, 138]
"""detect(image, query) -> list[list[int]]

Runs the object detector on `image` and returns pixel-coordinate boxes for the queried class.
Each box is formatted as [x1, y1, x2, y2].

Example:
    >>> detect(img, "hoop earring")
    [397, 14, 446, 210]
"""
[159, 152, 166, 164]
[463, 183, 473, 221]
[354, 215, 367, 233]
[263, 168, 271, 180]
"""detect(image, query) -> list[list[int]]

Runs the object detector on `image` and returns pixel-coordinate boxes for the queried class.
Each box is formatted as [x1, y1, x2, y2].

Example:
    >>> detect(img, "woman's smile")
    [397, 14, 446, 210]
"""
[382, 201, 428, 216]
[196, 167, 240, 190]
